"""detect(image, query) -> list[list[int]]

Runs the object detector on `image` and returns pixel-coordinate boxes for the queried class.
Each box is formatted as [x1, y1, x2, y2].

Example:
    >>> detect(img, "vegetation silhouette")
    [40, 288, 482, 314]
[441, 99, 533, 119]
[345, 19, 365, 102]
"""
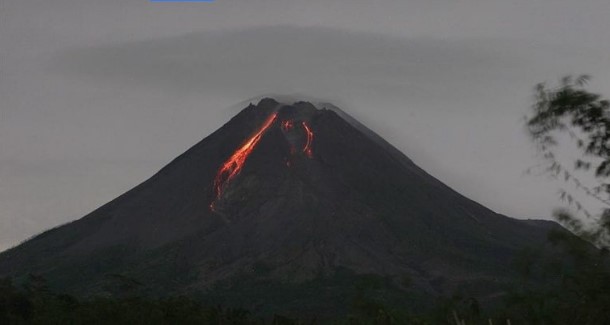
[526, 75, 610, 247]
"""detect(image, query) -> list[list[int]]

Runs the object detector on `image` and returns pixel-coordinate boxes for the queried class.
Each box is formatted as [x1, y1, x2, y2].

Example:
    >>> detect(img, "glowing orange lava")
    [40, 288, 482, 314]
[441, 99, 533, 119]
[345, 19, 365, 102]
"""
[302, 121, 314, 158]
[211, 112, 278, 210]
[281, 120, 294, 131]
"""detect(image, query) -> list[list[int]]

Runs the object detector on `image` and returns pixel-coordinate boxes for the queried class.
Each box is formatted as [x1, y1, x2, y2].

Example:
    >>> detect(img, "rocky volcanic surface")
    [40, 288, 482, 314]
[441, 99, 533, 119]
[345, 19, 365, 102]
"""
[0, 98, 562, 315]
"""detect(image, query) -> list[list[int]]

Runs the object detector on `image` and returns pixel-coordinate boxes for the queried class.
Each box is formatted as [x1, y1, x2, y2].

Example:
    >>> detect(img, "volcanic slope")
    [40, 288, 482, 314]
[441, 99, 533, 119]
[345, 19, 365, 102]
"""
[0, 98, 561, 314]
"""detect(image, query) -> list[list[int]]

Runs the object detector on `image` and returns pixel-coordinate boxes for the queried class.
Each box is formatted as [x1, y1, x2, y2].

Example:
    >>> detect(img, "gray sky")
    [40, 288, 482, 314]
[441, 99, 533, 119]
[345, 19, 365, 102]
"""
[1, 0, 610, 251]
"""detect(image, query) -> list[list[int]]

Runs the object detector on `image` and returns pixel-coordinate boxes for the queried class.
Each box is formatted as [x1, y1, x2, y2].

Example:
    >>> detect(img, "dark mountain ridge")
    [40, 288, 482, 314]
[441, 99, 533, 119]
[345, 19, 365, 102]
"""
[0, 98, 562, 315]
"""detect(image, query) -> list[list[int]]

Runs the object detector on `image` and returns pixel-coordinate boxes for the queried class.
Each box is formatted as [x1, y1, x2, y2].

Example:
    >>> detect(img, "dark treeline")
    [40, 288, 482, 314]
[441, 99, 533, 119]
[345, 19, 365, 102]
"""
[1, 229, 609, 325]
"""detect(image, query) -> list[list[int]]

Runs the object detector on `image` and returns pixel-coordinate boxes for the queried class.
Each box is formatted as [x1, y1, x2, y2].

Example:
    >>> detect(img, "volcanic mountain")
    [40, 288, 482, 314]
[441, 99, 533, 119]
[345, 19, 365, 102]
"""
[0, 98, 561, 315]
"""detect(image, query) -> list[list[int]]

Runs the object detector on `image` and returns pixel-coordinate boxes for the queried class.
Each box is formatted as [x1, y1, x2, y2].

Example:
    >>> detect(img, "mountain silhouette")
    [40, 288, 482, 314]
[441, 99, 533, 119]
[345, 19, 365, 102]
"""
[0, 98, 562, 315]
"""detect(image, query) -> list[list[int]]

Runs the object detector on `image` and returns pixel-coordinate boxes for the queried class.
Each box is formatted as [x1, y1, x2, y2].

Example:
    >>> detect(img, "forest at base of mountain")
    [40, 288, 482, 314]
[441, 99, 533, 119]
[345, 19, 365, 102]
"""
[2, 229, 609, 325]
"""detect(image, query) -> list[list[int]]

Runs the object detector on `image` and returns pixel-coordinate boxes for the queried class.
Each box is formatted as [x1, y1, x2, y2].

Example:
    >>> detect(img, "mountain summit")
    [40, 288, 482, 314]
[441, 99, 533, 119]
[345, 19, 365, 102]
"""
[0, 99, 559, 314]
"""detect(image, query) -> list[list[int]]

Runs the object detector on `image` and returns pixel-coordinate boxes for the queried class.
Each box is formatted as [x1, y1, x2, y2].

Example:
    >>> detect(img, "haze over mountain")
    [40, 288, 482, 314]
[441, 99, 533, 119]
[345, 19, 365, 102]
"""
[0, 99, 561, 315]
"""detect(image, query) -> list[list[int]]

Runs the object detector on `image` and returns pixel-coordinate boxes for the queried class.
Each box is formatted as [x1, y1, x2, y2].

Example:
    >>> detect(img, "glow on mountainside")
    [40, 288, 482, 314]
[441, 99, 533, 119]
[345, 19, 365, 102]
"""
[211, 112, 278, 210]
[302, 121, 314, 158]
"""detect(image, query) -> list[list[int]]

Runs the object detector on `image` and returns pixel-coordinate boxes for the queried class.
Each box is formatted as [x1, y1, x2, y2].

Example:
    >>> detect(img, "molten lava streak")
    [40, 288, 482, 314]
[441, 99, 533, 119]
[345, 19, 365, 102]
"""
[211, 112, 278, 210]
[302, 121, 314, 158]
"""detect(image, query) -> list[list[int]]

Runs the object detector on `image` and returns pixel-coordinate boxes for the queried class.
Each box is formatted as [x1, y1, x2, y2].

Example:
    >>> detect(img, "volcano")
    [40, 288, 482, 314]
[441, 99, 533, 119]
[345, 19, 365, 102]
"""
[0, 98, 561, 315]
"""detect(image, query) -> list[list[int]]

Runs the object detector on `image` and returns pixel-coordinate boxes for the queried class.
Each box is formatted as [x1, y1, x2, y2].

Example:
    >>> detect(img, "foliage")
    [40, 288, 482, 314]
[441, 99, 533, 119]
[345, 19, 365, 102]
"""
[2, 261, 609, 325]
[0, 276, 271, 324]
[500, 229, 610, 325]
[0, 274, 434, 324]
[526, 75, 610, 247]
[518, 75, 610, 324]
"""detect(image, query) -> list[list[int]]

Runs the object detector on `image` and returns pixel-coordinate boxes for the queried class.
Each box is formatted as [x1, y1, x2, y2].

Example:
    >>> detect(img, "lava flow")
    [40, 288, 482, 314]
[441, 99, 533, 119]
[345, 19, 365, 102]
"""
[302, 121, 314, 158]
[211, 112, 278, 210]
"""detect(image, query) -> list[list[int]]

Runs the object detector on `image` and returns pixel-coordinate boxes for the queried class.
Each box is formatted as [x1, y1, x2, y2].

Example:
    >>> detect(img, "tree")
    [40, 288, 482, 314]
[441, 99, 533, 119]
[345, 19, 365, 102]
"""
[526, 75, 610, 248]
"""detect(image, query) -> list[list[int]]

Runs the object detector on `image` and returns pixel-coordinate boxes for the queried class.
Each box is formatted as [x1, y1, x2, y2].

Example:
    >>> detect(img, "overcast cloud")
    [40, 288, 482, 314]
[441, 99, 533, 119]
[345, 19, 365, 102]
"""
[1, 0, 610, 251]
